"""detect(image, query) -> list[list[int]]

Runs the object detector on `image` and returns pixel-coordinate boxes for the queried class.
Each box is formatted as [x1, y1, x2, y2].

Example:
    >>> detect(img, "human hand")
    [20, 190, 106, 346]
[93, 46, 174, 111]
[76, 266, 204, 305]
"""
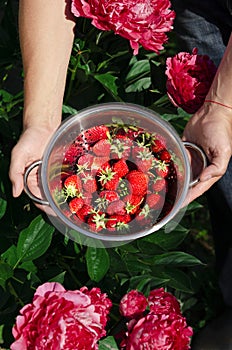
[9, 126, 58, 202]
[182, 103, 232, 205]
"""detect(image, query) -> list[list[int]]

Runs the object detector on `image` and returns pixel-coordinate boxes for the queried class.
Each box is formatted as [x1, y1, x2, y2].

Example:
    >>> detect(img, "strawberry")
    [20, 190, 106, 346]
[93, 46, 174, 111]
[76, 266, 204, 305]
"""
[106, 199, 126, 215]
[100, 190, 120, 202]
[124, 194, 143, 215]
[82, 174, 98, 193]
[151, 134, 167, 153]
[126, 170, 148, 197]
[87, 211, 107, 232]
[112, 159, 129, 178]
[92, 139, 111, 156]
[95, 190, 119, 211]
[135, 147, 154, 172]
[154, 160, 169, 178]
[64, 175, 82, 198]
[76, 153, 94, 175]
[106, 214, 131, 231]
[50, 178, 66, 204]
[82, 191, 93, 205]
[91, 156, 110, 174]
[110, 135, 132, 159]
[77, 125, 110, 145]
[158, 149, 171, 162]
[77, 153, 94, 166]
[98, 166, 119, 191]
[146, 193, 164, 209]
[76, 204, 93, 222]
[63, 143, 84, 164]
[69, 197, 84, 214]
[151, 177, 167, 192]
[136, 204, 151, 223]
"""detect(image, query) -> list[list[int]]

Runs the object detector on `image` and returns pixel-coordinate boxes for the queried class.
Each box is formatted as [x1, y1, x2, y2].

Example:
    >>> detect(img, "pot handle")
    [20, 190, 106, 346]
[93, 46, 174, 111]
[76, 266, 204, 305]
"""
[24, 160, 49, 206]
[183, 141, 208, 187]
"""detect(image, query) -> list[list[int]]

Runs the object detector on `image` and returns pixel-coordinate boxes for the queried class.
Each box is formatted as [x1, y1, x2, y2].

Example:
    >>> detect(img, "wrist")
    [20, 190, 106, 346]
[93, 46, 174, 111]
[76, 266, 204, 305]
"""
[204, 99, 232, 111]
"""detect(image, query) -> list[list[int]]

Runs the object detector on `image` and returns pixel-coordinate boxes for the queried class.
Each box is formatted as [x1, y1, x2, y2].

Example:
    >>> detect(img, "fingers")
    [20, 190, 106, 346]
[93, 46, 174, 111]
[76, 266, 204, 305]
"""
[9, 146, 25, 197]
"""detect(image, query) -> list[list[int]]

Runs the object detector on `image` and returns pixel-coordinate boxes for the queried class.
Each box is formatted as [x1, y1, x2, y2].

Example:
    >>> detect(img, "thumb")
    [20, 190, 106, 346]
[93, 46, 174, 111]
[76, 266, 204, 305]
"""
[9, 148, 26, 197]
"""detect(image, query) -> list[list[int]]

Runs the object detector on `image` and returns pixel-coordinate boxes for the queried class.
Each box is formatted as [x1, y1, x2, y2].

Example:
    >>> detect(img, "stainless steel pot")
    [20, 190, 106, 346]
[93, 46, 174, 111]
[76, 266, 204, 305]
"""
[24, 103, 206, 246]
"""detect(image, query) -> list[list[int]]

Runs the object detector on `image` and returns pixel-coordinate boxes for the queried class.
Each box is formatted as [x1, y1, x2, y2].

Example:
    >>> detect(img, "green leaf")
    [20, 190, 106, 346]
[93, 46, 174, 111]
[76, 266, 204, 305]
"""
[62, 104, 78, 115]
[125, 77, 151, 93]
[99, 336, 119, 350]
[142, 226, 189, 251]
[163, 268, 196, 293]
[19, 261, 37, 273]
[1, 245, 17, 267]
[125, 59, 150, 81]
[94, 73, 118, 96]
[16, 215, 54, 266]
[86, 246, 110, 282]
[147, 251, 204, 267]
[49, 271, 66, 284]
[0, 261, 13, 289]
[0, 196, 6, 219]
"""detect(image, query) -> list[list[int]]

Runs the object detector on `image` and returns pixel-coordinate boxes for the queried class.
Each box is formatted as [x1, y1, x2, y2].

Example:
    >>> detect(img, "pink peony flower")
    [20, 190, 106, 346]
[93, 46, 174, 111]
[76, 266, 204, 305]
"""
[123, 312, 193, 350]
[11, 282, 112, 350]
[166, 48, 217, 113]
[119, 290, 148, 319]
[148, 287, 181, 315]
[71, 0, 175, 55]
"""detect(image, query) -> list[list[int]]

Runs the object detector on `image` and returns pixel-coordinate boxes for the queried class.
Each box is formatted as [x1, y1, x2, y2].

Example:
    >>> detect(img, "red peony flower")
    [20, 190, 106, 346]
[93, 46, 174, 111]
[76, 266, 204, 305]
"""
[71, 0, 175, 55]
[119, 290, 148, 319]
[11, 282, 112, 350]
[165, 48, 217, 113]
[123, 312, 193, 350]
[148, 287, 181, 315]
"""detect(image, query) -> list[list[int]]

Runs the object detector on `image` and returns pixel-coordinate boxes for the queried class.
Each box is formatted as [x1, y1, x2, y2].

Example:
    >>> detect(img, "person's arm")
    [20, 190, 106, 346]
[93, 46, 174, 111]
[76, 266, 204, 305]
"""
[9, 0, 76, 197]
[183, 34, 232, 204]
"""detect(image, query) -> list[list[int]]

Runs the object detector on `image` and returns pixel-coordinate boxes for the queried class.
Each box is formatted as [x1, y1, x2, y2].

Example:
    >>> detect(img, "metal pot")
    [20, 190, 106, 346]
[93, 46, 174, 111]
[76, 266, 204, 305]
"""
[24, 103, 206, 247]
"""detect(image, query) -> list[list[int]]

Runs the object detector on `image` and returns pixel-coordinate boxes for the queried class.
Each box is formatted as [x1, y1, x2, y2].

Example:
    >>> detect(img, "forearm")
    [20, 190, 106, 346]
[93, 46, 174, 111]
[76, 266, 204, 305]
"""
[19, 0, 76, 130]
[205, 33, 232, 109]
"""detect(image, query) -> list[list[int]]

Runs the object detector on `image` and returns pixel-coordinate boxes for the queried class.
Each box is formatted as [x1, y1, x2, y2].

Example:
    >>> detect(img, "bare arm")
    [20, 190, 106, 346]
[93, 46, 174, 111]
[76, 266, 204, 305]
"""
[183, 34, 232, 204]
[9, 0, 76, 197]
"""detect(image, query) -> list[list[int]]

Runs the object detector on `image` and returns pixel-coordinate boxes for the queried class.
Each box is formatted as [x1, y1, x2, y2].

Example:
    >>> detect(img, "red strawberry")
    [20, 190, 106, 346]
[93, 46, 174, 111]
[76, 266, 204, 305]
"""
[110, 135, 132, 159]
[63, 143, 84, 164]
[64, 175, 82, 198]
[112, 159, 129, 178]
[146, 193, 164, 209]
[151, 177, 167, 192]
[106, 214, 131, 231]
[87, 211, 106, 232]
[91, 156, 110, 174]
[98, 166, 119, 191]
[77, 125, 110, 145]
[92, 139, 111, 156]
[158, 149, 171, 162]
[124, 194, 143, 215]
[151, 134, 167, 153]
[82, 191, 93, 205]
[126, 170, 148, 197]
[136, 204, 151, 223]
[82, 174, 97, 193]
[135, 147, 154, 172]
[154, 160, 169, 178]
[106, 199, 126, 215]
[100, 190, 120, 202]
[69, 197, 84, 214]
[76, 204, 93, 222]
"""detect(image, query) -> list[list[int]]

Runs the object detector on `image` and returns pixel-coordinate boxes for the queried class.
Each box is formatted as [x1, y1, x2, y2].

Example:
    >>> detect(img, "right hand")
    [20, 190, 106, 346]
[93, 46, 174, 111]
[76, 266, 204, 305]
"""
[9, 125, 58, 201]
